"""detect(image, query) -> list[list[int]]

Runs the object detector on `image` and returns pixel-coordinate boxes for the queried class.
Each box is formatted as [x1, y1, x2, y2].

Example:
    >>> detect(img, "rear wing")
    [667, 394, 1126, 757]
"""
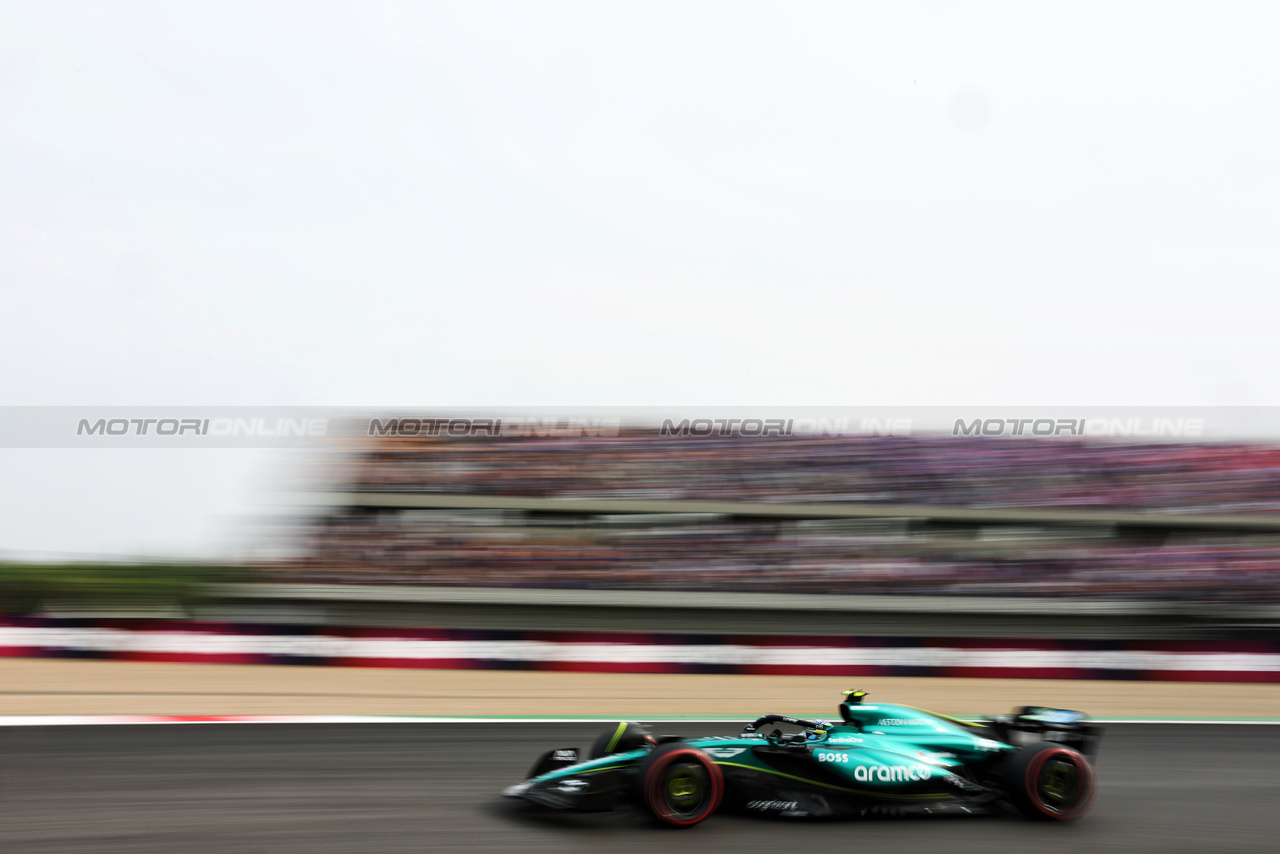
[978, 707, 1103, 760]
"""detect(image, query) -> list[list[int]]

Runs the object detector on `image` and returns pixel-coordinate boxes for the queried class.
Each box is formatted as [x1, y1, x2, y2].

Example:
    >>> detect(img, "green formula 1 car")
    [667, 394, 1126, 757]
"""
[502, 690, 1101, 827]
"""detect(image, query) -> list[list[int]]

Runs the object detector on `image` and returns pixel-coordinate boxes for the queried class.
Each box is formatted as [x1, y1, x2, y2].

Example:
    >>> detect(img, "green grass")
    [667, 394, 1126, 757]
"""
[0, 561, 236, 614]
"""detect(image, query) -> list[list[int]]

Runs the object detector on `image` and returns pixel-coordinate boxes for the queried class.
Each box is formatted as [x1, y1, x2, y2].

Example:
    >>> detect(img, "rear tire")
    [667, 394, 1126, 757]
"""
[588, 721, 655, 759]
[637, 742, 724, 827]
[1006, 741, 1097, 821]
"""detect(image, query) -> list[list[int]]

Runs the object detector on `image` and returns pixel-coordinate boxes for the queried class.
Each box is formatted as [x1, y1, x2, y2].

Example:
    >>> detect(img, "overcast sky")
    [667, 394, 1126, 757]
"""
[3, 1, 1278, 556]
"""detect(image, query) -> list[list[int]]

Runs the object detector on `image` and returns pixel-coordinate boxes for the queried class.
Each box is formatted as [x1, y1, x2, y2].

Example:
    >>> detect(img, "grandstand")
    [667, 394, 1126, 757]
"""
[276, 428, 1280, 603]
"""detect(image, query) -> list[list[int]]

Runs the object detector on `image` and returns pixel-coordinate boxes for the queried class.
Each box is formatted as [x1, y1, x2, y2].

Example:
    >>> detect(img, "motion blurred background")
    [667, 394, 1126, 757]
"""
[3, 0, 1280, 721]
[3, 2, 1280, 850]
[3, 411, 1279, 689]
[5, 0, 1280, 560]
[288, 421, 1280, 601]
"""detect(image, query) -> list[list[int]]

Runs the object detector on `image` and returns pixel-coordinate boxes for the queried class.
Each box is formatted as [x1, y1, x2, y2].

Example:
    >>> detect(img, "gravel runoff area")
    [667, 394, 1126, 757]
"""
[1, 659, 1278, 718]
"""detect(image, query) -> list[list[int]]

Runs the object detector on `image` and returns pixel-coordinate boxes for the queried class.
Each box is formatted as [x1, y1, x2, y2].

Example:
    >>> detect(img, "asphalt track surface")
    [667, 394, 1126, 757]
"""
[1, 722, 1276, 853]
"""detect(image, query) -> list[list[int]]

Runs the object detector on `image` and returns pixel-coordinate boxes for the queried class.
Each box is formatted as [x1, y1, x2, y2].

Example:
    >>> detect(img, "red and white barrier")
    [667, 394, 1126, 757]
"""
[2, 617, 1278, 682]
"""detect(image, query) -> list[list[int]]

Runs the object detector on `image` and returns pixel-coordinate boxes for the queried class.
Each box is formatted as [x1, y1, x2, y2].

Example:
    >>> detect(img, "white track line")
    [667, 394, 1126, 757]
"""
[0, 715, 1277, 726]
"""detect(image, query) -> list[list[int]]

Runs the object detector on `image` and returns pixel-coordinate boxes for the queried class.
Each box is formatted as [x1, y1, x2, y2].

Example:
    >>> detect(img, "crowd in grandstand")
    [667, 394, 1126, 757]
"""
[276, 430, 1280, 600]
[340, 432, 1280, 514]
[280, 510, 1280, 601]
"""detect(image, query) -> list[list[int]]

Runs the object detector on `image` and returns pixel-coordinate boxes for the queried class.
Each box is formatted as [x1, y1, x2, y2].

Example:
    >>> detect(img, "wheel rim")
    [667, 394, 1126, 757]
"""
[660, 762, 709, 817]
[1036, 756, 1081, 812]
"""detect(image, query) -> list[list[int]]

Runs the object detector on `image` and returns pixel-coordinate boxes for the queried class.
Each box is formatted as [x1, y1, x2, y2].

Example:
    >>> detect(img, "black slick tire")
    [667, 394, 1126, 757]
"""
[1006, 741, 1097, 821]
[636, 742, 724, 828]
[588, 721, 655, 759]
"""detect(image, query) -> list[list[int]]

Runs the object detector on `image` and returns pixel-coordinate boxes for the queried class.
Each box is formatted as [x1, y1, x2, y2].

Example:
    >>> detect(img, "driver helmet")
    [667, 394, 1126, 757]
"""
[804, 720, 832, 741]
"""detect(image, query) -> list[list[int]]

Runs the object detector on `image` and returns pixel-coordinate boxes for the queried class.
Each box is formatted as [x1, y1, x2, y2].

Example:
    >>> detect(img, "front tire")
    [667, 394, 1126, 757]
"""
[1006, 741, 1097, 821]
[637, 742, 724, 827]
[588, 721, 655, 759]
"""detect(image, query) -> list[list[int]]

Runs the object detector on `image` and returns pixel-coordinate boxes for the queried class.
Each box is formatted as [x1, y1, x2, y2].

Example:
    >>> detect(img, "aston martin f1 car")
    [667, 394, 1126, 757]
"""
[502, 690, 1101, 827]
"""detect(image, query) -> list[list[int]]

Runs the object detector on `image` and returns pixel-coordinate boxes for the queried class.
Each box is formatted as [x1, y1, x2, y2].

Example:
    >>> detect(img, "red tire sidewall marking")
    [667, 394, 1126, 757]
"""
[643, 749, 725, 827]
[1024, 746, 1096, 820]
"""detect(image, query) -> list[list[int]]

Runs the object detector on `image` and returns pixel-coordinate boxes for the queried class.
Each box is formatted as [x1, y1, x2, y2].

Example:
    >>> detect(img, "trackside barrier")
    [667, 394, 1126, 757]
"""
[1, 617, 1278, 682]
